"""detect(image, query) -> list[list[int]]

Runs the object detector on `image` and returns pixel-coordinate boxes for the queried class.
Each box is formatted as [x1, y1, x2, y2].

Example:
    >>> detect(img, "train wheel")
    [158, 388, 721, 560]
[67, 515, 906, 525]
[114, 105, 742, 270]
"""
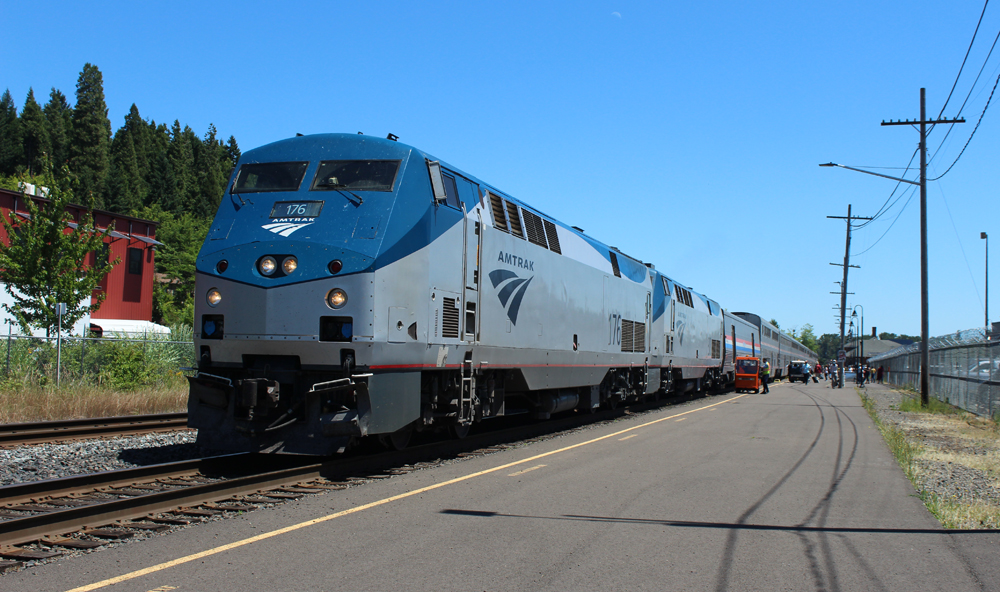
[450, 422, 471, 440]
[380, 424, 413, 450]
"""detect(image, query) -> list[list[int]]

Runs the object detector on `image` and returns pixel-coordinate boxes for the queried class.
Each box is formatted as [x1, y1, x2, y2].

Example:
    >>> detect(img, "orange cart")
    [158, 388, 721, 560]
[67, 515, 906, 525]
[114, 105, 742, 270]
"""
[734, 356, 761, 393]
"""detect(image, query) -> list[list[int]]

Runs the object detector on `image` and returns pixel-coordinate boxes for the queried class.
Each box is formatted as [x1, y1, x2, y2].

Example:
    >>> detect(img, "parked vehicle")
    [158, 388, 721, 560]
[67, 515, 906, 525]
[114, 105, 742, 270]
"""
[787, 360, 811, 384]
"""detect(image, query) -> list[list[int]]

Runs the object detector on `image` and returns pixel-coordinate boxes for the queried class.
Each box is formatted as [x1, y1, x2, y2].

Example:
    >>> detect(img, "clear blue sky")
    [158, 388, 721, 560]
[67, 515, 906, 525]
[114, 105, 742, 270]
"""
[3, 0, 998, 339]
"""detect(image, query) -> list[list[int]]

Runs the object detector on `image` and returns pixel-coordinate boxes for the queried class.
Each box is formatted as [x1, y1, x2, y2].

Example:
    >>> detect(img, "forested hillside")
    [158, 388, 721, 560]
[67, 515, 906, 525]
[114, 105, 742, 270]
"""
[0, 63, 240, 328]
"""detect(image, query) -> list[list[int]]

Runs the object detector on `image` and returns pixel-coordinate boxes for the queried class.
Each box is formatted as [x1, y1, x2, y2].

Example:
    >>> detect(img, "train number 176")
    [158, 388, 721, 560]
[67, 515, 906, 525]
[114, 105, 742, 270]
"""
[609, 313, 621, 346]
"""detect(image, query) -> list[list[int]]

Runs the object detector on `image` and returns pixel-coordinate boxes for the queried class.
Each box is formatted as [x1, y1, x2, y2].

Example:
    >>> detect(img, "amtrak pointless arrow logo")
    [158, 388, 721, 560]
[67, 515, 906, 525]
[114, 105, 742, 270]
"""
[262, 220, 313, 237]
[489, 269, 533, 325]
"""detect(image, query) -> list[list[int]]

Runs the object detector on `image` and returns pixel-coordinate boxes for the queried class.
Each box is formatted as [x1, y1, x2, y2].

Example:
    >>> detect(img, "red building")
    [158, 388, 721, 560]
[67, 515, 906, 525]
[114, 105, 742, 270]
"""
[0, 186, 163, 335]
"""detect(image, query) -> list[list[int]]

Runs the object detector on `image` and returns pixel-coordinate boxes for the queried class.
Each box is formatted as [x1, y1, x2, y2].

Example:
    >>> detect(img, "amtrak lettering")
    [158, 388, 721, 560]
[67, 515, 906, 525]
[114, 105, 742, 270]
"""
[497, 251, 534, 271]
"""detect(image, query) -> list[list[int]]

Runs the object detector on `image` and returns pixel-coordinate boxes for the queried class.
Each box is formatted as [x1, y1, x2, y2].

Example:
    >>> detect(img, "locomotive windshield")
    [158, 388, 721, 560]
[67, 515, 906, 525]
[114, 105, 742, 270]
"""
[310, 160, 400, 192]
[232, 162, 309, 193]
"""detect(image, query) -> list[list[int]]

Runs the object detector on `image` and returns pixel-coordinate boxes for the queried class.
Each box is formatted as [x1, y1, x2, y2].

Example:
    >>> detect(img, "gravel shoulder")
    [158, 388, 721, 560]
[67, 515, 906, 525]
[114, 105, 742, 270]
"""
[859, 381, 1000, 528]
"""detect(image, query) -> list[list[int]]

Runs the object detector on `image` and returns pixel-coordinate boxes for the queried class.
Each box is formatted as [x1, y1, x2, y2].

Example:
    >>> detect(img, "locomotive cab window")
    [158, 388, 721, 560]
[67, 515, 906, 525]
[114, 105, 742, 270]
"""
[311, 160, 400, 192]
[441, 173, 462, 209]
[232, 162, 309, 193]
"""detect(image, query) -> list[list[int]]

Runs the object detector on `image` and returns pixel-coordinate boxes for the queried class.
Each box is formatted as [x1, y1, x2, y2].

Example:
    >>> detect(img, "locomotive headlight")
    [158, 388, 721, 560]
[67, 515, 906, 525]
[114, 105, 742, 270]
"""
[282, 256, 298, 274]
[327, 288, 348, 309]
[206, 288, 222, 307]
[259, 256, 277, 276]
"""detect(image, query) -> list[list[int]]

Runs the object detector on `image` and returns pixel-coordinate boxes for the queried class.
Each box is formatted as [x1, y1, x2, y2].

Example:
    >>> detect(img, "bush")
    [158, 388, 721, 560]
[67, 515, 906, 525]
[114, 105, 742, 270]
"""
[1, 328, 194, 392]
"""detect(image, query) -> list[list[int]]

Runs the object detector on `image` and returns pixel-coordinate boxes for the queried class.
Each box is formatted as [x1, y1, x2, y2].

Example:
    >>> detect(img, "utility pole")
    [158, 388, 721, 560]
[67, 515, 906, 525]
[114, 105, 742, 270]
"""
[882, 88, 965, 406]
[829, 205, 871, 388]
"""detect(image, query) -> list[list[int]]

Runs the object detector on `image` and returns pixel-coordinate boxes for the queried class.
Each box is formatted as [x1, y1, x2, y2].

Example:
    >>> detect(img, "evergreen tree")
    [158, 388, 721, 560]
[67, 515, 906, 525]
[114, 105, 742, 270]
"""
[167, 121, 194, 214]
[0, 90, 22, 176]
[69, 63, 111, 206]
[147, 150, 179, 211]
[105, 129, 142, 214]
[121, 104, 150, 201]
[225, 135, 241, 172]
[20, 88, 51, 176]
[144, 121, 175, 209]
[43, 88, 73, 173]
[194, 124, 224, 217]
[0, 159, 117, 336]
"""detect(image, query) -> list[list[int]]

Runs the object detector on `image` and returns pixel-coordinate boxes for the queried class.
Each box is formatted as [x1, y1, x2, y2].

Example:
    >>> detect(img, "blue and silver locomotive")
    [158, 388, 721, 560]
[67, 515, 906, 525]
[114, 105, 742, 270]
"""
[187, 133, 815, 454]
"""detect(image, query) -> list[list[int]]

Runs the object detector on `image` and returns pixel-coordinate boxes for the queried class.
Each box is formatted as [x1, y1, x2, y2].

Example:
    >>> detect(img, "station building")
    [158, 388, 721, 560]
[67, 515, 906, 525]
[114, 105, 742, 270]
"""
[0, 186, 167, 336]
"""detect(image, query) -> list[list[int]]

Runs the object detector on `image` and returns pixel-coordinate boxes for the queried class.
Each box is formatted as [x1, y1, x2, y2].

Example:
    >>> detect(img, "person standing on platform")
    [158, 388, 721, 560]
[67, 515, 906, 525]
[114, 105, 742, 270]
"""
[760, 359, 771, 393]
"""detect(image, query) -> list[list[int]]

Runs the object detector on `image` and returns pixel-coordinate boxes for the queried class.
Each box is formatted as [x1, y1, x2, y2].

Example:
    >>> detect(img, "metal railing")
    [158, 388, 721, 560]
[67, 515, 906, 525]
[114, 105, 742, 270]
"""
[868, 327, 999, 418]
[2, 329, 195, 389]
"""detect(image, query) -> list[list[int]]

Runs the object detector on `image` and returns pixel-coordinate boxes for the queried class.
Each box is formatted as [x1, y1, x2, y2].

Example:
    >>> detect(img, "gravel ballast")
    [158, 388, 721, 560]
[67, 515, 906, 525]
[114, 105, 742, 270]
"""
[0, 431, 213, 487]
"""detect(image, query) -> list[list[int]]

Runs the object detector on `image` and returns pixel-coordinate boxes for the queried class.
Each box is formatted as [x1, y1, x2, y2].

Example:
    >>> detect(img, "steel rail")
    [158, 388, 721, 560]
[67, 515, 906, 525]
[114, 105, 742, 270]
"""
[0, 413, 189, 447]
[0, 453, 319, 546]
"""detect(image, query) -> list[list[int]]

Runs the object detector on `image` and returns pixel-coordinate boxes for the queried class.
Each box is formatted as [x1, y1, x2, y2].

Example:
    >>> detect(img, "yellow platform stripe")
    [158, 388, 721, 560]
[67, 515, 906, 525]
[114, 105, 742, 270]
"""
[65, 393, 746, 592]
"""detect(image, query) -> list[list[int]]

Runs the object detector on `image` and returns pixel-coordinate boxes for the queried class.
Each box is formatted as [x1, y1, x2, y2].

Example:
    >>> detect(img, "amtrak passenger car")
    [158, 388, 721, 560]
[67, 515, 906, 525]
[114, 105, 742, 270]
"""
[731, 312, 818, 379]
[187, 134, 815, 454]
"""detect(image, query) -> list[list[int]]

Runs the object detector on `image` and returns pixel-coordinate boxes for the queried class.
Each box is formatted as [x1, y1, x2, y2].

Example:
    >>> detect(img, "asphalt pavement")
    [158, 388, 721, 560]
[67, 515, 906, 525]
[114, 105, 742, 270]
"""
[5, 380, 999, 592]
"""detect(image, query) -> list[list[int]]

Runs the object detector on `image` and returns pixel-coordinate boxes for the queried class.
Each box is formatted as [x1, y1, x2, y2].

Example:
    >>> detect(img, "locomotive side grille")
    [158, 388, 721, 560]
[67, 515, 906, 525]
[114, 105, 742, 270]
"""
[489, 193, 508, 232]
[621, 319, 634, 352]
[442, 297, 460, 338]
[543, 219, 561, 254]
[711, 339, 721, 358]
[618, 319, 646, 352]
[505, 200, 525, 239]
[523, 210, 548, 248]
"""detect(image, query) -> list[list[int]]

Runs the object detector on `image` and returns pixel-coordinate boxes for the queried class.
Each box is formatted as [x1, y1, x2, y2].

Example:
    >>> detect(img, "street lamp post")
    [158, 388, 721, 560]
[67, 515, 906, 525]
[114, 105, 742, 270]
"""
[848, 320, 854, 363]
[852, 305, 864, 384]
[983, 232, 989, 338]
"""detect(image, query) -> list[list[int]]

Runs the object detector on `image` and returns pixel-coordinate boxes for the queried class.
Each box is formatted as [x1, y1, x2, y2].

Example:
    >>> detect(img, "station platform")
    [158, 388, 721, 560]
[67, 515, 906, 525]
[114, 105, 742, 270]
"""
[6, 380, 1000, 592]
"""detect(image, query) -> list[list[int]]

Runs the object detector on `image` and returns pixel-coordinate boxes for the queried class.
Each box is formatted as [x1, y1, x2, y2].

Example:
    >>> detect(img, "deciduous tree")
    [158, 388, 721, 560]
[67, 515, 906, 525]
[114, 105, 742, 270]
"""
[0, 161, 117, 335]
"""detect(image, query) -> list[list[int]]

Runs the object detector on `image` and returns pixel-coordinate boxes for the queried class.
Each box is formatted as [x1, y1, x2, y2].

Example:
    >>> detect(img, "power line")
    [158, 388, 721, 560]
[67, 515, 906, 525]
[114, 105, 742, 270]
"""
[851, 184, 918, 257]
[853, 147, 919, 230]
[929, 26, 1000, 165]
[929, 70, 1000, 180]
[935, 0, 990, 119]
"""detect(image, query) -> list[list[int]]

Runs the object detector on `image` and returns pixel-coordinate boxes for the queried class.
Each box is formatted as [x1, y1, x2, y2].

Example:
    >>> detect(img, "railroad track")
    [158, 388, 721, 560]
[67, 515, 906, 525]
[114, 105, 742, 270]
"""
[0, 389, 731, 572]
[0, 413, 190, 448]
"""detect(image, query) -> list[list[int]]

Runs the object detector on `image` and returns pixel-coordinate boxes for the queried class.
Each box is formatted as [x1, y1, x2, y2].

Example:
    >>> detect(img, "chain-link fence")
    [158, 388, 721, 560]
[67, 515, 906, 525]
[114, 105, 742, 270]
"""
[1, 327, 195, 390]
[868, 327, 999, 419]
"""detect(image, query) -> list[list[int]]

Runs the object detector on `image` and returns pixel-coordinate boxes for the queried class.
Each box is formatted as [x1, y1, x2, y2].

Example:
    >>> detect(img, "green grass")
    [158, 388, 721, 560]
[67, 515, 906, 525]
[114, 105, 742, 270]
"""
[897, 395, 960, 415]
[860, 391, 920, 481]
